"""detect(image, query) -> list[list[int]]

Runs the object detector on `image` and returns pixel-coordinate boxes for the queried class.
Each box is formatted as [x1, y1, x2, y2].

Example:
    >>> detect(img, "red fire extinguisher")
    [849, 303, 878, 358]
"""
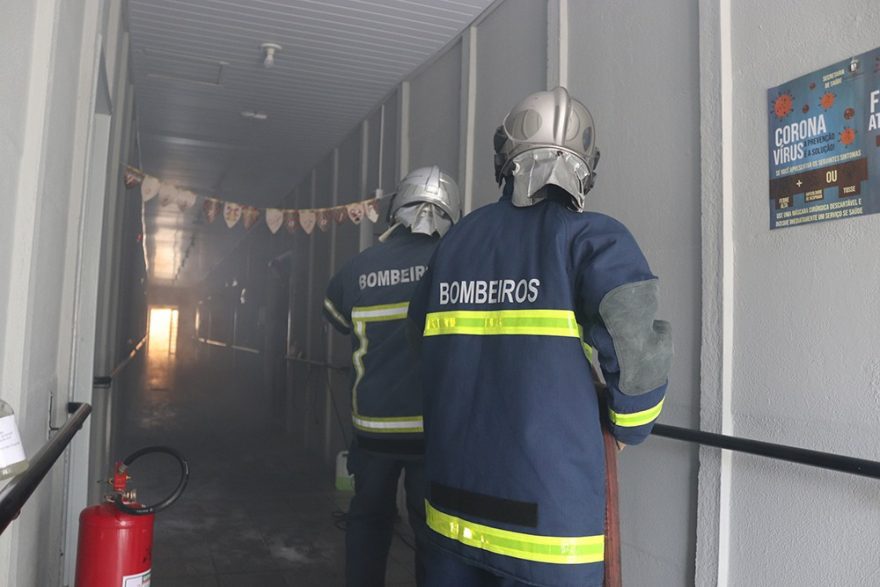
[74, 446, 189, 587]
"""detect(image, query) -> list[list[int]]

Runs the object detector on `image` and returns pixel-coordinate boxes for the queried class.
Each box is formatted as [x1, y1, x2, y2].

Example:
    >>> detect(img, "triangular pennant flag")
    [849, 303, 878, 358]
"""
[334, 206, 348, 224]
[242, 206, 261, 229]
[141, 176, 160, 202]
[176, 189, 197, 211]
[224, 202, 242, 228]
[346, 202, 365, 225]
[265, 208, 283, 234]
[364, 198, 381, 223]
[317, 209, 331, 232]
[299, 210, 317, 235]
[203, 198, 222, 223]
[283, 210, 299, 233]
[124, 169, 141, 189]
[159, 182, 178, 207]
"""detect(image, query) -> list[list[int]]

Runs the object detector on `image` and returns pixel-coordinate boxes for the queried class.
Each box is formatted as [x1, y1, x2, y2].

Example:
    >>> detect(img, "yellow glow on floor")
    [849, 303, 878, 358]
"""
[148, 306, 178, 389]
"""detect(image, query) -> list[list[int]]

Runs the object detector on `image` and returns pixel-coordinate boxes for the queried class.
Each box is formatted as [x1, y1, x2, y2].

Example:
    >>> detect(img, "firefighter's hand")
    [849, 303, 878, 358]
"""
[617, 441, 626, 452]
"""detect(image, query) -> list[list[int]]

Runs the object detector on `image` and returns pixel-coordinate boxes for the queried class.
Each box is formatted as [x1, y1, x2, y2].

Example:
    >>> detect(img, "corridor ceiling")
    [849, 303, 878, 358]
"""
[127, 0, 495, 284]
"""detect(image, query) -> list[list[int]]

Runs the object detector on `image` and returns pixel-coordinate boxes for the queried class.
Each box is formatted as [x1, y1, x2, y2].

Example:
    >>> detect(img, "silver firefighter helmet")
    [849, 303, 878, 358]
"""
[385, 165, 461, 238]
[493, 86, 600, 212]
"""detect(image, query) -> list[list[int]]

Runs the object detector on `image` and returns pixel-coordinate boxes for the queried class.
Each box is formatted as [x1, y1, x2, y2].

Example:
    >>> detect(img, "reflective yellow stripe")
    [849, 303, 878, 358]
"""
[351, 320, 368, 420]
[353, 414, 423, 433]
[424, 310, 580, 338]
[351, 302, 409, 322]
[609, 398, 665, 427]
[581, 342, 593, 363]
[426, 500, 603, 565]
[323, 298, 350, 328]
[577, 324, 594, 363]
[351, 302, 416, 433]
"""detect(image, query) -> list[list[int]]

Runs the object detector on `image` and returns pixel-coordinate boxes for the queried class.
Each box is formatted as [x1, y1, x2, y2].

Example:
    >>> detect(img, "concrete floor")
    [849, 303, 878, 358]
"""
[114, 339, 416, 586]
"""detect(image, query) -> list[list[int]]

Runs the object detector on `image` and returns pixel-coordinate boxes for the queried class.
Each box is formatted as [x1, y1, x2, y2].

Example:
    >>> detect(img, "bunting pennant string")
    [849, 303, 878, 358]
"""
[123, 164, 386, 235]
[203, 198, 222, 223]
[284, 210, 299, 233]
[265, 208, 283, 234]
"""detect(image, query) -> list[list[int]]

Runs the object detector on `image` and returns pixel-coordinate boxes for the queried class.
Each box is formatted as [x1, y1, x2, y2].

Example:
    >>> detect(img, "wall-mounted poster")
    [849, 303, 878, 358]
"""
[768, 48, 880, 229]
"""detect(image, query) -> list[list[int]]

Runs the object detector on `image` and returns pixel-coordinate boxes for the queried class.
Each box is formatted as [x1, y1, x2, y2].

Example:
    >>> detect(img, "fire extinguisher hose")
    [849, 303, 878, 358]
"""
[113, 446, 190, 516]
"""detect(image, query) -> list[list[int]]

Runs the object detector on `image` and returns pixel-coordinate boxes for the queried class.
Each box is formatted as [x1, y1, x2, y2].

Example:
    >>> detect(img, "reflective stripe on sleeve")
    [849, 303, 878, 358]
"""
[423, 310, 580, 338]
[608, 398, 665, 427]
[323, 298, 350, 328]
[425, 500, 604, 565]
[351, 302, 409, 322]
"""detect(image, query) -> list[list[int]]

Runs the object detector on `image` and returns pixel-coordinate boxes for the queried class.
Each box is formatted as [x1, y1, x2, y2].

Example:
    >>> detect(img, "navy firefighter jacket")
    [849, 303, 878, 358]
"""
[407, 192, 668, 587]
[323, 230, 439, 456]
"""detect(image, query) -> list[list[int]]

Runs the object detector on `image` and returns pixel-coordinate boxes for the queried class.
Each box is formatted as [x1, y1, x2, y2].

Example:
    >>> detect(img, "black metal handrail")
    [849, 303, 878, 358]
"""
[286, 355, 350, 373]
[652, 423, 880, 479]
[0, 402, 92, 534]
[92, 335, 147, 388]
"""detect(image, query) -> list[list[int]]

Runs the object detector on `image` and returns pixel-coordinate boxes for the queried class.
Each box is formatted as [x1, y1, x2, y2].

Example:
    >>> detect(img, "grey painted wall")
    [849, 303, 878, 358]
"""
[409, 41, 462, 179]
[722, 1, 880, 585]
[568, 1, 702, 584]
[472, 0, 548, 209]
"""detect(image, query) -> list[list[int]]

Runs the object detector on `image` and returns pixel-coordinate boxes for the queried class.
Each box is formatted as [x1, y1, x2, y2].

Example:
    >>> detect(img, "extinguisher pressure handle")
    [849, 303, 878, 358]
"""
[113, 446, 190, 516]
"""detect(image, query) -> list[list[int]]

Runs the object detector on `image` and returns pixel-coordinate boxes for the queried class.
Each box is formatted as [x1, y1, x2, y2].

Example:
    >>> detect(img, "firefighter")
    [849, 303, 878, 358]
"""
[323, 166, 461, 587]
[407, 87, 673, 587]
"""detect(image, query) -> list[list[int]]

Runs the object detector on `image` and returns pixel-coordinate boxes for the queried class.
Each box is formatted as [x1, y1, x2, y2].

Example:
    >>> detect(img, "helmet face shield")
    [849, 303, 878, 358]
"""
[386, 165, 461, 234]
[509, 149, 591, 211]
[394, 202, 453, 237]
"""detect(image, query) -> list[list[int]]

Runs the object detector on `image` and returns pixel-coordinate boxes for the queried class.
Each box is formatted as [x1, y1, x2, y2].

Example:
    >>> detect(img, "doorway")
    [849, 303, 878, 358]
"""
[147, 306, 179, 390]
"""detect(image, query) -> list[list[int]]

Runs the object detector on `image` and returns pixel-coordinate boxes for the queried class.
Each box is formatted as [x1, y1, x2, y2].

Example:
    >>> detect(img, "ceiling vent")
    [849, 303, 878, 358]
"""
[142, 49, 226, 86]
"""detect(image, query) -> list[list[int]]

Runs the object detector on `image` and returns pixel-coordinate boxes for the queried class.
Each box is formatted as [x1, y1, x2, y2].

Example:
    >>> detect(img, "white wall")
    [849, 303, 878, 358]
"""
[0, 0, 135, 584]
[0, 1, 42, 582]
[0, 1, 39, 396]
[695, 1, 880, 586]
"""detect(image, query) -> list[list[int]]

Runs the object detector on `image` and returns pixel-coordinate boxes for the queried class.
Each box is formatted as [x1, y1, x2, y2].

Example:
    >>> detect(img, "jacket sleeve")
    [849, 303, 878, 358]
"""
[406, 261, 434, 349]
[323, 267, 352, 335]
[573, 215, 672, 446]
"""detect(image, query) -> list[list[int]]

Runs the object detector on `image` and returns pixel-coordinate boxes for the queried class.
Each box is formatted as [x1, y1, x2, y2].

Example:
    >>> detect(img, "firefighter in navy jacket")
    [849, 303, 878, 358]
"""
[323, 166, 461, 587]
[408, 88, 673, 587]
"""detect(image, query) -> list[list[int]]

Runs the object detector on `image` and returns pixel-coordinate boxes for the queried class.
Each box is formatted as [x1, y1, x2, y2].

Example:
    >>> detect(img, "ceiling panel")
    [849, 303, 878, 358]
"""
[128, 0, 495, 285]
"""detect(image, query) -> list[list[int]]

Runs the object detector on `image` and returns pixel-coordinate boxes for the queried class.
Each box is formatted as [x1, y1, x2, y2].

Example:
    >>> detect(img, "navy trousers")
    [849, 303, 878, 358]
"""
[345, 443, 427, 587]
[423, 546, 533, 587]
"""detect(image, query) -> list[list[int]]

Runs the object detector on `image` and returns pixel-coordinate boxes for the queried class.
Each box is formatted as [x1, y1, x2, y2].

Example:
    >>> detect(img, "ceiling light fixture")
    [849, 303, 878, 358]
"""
[261, 43, 282, 68]
[241, 110, 268, 121]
